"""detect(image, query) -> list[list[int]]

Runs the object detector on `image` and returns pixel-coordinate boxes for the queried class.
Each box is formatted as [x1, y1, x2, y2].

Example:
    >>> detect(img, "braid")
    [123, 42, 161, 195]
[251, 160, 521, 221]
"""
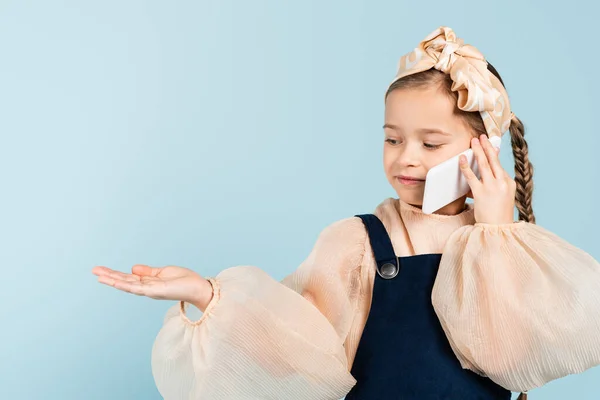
[509, 115, 535, 223]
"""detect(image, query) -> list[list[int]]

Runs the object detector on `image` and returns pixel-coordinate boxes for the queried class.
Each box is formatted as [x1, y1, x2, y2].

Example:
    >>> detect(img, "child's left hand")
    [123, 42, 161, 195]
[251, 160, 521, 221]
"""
[459, 134, 516, 225]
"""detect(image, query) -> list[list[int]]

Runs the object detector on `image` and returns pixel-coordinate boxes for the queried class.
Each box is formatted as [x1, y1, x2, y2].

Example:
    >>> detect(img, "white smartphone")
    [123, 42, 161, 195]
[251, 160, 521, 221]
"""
[421, 135, 501, 214]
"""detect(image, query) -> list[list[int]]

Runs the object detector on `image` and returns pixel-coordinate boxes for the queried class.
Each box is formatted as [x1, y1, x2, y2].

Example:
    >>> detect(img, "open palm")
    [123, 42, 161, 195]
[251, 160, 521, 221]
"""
[92, 264, 211, 309]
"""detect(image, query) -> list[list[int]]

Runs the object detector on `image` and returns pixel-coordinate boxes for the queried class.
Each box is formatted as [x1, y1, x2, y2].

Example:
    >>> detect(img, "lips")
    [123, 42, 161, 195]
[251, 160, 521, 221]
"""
[397, 175, 425, 181]
[396, 175, 425, 185]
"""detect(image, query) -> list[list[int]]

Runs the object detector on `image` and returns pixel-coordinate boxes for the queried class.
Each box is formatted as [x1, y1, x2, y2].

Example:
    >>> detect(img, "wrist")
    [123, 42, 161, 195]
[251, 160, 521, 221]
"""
[190, 278, 214, 313]
[475, 211, 515, 225]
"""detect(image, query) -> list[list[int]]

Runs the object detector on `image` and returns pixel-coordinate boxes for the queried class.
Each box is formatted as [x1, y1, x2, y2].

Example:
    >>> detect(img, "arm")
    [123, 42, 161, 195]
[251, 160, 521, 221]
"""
[432, 221, 600, 392]
[151, 217, 368, 400]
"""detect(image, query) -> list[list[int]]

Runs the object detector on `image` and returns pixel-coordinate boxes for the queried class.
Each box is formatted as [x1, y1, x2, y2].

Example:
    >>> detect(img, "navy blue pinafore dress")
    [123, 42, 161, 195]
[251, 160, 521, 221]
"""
[344, 214, 511, 400]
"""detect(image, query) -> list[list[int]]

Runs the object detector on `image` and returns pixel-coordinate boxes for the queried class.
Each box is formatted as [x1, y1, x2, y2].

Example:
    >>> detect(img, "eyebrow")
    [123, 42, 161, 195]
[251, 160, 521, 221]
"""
[383, 124, 452, 136]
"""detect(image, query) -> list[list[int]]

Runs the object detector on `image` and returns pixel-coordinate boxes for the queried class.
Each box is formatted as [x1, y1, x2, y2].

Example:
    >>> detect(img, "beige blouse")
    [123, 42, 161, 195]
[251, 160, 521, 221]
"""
[150, 198, 600, 399]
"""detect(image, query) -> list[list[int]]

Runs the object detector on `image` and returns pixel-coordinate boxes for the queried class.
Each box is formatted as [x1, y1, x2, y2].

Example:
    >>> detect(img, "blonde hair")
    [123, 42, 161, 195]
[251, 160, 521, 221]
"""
[385, 65, 535, 223]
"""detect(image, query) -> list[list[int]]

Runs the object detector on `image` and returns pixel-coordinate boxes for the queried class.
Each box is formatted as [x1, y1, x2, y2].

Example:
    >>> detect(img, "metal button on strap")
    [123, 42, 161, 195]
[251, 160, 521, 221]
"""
[377, 262, 399, 279]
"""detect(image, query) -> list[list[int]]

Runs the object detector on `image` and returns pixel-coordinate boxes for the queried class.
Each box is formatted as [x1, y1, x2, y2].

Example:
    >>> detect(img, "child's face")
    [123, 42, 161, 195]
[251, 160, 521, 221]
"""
[383, 86, 474, 208]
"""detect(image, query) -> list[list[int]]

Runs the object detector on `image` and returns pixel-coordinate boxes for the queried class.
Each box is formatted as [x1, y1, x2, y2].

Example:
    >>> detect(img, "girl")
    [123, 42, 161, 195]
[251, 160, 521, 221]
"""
[92, 26, 600, 400]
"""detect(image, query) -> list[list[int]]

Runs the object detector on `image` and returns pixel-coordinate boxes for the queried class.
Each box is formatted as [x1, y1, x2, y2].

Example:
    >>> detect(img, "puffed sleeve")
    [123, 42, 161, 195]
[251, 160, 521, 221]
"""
[150, 217, 367, 400]
[431, 221, 600, 392]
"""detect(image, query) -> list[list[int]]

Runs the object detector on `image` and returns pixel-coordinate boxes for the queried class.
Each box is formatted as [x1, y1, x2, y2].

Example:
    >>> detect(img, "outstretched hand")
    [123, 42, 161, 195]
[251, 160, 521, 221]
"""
[92, 264, 213, 311]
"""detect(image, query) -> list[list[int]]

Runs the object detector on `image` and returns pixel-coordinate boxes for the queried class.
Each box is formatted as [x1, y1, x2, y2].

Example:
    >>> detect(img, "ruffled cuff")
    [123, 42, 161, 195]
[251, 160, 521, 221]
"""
[179, 277, 220, 326]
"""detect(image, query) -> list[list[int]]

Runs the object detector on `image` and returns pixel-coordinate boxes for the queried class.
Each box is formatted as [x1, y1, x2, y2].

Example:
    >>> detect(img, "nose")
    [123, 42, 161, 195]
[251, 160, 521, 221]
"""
[394, 143, 421, 169]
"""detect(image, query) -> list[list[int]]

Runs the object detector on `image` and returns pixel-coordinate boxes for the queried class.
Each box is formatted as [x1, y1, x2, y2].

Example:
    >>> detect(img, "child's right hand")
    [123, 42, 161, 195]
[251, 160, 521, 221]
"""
[91, 264, 214, 312]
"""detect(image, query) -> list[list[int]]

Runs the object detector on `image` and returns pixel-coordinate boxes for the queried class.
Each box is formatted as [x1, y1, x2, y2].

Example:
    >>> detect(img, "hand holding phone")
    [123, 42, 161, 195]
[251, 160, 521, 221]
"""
[421, 135, 502, 214]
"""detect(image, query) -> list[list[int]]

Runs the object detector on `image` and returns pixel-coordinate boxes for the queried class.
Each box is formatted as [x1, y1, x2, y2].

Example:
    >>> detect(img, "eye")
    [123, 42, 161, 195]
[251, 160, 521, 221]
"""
[385, 138, 401, 145]
[424, 143, 442, 150]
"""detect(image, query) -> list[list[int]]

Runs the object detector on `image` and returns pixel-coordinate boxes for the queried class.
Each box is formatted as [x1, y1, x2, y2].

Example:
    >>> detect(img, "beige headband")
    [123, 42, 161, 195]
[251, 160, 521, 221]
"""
[388, 26, 513, 137]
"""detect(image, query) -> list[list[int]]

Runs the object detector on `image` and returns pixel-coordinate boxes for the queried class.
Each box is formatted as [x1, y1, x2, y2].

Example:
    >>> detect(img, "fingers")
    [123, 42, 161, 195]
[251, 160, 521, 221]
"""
[111, 271, 141, 282]
[97, 275, 148, 296]
[459, 154, 482, 193]
[93, 266, 145, 296]
[480, 135, 506, 178]
[93, 265, 160, 280]
[471, 136, 493, 182]
[92, 266, 140, 282]
[91, 266, 112, 276]
[131, 264, 162, 277]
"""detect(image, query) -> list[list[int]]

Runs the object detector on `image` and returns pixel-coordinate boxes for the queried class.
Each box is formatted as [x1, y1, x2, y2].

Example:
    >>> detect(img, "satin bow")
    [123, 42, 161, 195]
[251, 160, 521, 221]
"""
[389, 26, 513, 137]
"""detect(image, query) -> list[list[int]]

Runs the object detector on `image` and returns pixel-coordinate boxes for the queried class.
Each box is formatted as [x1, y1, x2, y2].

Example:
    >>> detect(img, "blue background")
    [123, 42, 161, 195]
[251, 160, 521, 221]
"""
[1, 1, 598, 399]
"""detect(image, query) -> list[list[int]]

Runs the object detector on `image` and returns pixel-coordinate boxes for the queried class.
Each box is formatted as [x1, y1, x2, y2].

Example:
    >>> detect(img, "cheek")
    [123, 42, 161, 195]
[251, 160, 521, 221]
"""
[382, 148, 394, 171]
[422, 153, 448, 170]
